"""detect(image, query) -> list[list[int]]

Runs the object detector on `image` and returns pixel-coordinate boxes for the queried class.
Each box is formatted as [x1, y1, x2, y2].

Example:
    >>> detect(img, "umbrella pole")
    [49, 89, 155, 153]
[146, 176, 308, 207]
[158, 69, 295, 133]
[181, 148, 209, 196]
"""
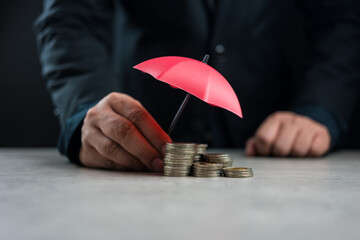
[167, 54, 210, 135]
[168, 93, 191, 135]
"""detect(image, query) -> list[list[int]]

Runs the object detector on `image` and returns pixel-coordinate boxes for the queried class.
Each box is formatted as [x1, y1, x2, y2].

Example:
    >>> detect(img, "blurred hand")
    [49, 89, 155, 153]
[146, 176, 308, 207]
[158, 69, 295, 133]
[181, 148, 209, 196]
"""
[245, 111, 331, 157]
[79, 92, 172, 171]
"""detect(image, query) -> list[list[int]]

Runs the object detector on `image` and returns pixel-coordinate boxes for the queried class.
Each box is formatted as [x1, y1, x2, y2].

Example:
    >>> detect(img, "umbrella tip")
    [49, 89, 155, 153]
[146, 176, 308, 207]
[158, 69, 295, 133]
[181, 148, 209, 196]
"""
[202, 54, 210, 64]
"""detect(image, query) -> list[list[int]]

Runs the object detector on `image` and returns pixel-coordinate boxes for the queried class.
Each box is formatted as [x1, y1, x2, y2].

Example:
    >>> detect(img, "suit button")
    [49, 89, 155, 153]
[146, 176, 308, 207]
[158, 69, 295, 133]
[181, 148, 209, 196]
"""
[53, 108, 60, 116]
[215, 44, 225, 54]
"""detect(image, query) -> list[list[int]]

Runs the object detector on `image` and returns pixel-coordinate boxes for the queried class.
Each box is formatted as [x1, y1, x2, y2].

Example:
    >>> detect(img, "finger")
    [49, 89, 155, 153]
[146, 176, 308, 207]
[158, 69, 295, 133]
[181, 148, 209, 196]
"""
[245, 137, 256, 156]
[80, 145, 128, 171]
[87, 127, 149, 171]
[254, 114, 282, 155]
[290, 129, 315, 157]
[272, 121, 299, 157]
[97, 111, 163, 171]
[109, 94, 172, 155]
[308, 132, 331, 157]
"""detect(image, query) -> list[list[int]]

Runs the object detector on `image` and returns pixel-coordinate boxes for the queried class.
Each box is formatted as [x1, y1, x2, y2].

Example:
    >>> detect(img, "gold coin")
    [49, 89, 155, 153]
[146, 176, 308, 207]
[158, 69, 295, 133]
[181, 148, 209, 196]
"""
[193, 162, 223, 168]
[223, 167, 252, 172]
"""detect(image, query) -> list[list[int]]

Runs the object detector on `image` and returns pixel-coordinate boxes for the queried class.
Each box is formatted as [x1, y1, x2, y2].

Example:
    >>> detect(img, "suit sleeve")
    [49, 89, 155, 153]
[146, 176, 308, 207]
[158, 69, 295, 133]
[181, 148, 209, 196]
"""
[292, 0, 360, 148]
[34, 0, 117, 163]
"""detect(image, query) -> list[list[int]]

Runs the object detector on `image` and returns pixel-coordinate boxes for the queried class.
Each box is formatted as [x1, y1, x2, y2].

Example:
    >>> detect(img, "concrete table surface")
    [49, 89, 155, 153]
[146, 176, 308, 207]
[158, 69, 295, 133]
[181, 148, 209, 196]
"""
[0, 148, 359, 240]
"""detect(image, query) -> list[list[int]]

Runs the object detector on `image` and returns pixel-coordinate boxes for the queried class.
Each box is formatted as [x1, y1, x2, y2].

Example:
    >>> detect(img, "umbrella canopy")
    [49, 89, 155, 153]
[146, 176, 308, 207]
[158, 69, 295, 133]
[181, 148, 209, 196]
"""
[134, 56, 242, 118]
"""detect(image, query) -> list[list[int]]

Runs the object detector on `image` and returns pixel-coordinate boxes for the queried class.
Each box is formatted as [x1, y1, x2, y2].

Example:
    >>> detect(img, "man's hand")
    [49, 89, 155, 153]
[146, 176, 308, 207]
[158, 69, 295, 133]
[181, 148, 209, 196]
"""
[245, 112, 331, 157]
[79, 92, 172, 171]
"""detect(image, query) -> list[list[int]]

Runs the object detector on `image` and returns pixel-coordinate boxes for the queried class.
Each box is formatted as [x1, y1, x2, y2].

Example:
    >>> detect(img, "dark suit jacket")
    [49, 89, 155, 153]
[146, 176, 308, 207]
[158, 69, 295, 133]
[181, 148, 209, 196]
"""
[34, 0, 360, 163]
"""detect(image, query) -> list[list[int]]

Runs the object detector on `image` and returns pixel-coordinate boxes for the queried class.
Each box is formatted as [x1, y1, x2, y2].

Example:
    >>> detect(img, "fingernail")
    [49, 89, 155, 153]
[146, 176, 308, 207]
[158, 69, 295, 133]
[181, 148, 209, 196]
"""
[162, 145, 167, 155]
[152, 158, 164, 172]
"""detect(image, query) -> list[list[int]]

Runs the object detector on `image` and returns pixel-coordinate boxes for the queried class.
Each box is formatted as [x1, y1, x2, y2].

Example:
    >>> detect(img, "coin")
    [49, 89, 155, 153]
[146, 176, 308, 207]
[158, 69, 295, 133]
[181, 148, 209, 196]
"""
[163, 143, 196, 177]
[192, 143, 207, 162]
[193, 162, 223, 177]
[194, 143, 207, 154]
[223, 167, 253, 178]
[203, 153, 233, 167]
[163, 143, 254, 178]
[193, 162, 223, 168]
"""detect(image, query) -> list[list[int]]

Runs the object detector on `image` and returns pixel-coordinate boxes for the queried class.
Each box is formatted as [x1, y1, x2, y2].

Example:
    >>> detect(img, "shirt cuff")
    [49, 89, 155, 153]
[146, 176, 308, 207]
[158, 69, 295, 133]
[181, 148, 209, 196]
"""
[57, 102, 98, 165]
[290, 104, 347, 149]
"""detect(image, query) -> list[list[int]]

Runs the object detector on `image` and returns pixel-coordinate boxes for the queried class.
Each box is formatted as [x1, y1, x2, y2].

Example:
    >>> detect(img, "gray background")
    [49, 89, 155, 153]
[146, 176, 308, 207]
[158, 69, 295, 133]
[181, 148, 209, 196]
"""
[0, 1, 359, 148]
[1, 149, 359, 240]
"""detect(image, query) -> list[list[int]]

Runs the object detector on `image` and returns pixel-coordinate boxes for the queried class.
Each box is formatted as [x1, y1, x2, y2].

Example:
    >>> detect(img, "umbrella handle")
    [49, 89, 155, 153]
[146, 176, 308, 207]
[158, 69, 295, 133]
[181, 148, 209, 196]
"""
[167, 54, 210, 136]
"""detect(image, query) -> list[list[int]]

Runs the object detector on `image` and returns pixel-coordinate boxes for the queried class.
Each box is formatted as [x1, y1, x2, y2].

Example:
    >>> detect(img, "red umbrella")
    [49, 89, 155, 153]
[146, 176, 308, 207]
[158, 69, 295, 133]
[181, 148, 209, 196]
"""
[134, 55, 242, 135]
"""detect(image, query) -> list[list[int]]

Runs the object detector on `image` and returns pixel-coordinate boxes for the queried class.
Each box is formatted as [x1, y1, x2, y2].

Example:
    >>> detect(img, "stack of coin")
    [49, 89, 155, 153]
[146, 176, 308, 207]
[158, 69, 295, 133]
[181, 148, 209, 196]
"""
[203, 153, 233, 167]
[163, 143, 196, 177]
[193, 144, 208, 162]
[223, 167, 254, 178]
[193, 162, 223, 177]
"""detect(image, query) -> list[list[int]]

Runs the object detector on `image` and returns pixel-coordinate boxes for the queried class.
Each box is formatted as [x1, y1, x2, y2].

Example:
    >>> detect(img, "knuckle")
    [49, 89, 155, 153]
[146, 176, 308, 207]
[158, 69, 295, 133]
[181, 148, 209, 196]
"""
[116, 93, 134, 103]
[318, 126, 330, 136]
[106, 92, 120, 101]
[273, 111, 288, 119]
[103, 139, 118, 157]
[300, 115, 311, 122]
[293, 117, 309, 128]
[128, 106, 147, 124]
[292, 115, 302, 124]
[113, 119, 134, 140]
[256, 132, 272, 145]
[271, 112, 282, 120]
[119, 93, 132, 100]
[80, 125, 93, 149]
[275, 111, 297, 121]
[270, 112, 282, 122]
[298, 117, 312, 128]
[106, 92, 133, 108]
[86, 107, 98, 119]
[80, 125, 88, 143]
[133, 99, 143, 107]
